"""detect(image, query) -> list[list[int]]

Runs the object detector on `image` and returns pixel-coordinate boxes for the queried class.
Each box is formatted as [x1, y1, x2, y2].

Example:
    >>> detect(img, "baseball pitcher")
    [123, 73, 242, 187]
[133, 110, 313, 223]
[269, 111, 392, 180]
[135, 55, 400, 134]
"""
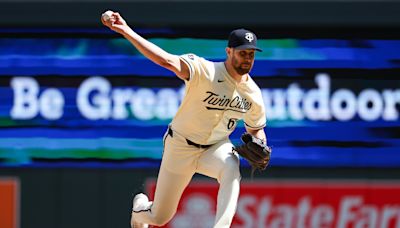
[101, 10, 271, 228]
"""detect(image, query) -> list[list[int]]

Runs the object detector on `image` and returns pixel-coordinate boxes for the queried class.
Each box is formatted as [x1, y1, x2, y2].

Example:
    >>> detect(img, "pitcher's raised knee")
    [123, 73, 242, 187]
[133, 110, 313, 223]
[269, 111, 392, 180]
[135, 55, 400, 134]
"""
[219, 156, 241, 180]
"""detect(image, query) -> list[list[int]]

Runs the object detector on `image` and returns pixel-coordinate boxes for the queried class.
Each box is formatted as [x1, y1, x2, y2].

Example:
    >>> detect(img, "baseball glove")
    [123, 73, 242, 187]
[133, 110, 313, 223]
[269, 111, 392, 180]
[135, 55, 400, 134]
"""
[234, 132, 272, 172]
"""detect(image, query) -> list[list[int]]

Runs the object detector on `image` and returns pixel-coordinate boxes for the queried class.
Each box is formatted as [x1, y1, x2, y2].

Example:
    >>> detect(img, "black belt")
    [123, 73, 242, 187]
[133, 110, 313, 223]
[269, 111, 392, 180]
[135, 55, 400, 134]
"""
[167, 127, 212, 149]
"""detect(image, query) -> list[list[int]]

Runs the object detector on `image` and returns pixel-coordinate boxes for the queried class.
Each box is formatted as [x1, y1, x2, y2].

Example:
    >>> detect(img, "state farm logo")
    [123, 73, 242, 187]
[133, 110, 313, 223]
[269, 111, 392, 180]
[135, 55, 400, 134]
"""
[170, 193, 215, 228]
[236, 195, 400, 228]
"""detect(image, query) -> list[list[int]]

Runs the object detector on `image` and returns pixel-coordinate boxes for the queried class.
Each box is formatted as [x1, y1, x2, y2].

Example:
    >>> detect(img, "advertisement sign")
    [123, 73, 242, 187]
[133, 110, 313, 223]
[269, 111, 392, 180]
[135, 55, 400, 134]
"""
[147, 179, 400, 228]
[0, 33, 399, 168]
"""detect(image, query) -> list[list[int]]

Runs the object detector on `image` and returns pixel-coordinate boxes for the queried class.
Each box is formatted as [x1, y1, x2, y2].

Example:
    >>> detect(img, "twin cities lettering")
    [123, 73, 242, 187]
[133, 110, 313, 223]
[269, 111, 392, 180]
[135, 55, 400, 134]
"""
[202, 91, 252, 113]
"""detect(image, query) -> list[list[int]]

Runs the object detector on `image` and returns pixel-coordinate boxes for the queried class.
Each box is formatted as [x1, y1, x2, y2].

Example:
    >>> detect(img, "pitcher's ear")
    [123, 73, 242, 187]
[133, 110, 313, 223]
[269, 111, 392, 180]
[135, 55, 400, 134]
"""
[226, 47, 232, 56]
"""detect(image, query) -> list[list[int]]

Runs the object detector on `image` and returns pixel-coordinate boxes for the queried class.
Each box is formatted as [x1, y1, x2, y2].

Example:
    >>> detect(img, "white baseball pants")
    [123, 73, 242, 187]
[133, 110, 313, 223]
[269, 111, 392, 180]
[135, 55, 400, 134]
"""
[133, 127, 241, 227]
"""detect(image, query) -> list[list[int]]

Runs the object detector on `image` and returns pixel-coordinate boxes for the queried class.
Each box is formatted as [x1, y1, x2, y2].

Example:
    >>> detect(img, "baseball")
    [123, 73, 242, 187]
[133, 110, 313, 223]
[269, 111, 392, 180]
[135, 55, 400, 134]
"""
[102, 10, 113, 21]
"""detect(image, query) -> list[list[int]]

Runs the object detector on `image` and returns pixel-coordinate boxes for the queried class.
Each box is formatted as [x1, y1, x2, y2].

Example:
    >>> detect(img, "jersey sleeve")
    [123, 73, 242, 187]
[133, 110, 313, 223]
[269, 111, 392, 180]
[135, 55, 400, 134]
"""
[244, 92, 267, 130]
[179, 53, 209, 84]
[180, 54, 199, 80]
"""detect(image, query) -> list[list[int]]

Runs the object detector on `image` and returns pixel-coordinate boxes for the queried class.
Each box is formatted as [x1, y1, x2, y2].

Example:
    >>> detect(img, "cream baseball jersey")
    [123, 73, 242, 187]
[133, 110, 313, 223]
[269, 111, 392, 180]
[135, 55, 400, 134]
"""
[170, 53, 266, 145]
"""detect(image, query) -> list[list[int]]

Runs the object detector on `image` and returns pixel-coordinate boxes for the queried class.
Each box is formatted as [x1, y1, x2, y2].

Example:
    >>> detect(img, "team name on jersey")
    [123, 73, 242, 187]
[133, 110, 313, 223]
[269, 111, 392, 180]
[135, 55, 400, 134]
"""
[202, 91, 252, 113]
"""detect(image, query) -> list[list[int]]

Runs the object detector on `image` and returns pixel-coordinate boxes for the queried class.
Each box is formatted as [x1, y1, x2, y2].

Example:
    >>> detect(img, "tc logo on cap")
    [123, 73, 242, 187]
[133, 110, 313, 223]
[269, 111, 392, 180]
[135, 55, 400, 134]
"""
[245, 33, 254, 42]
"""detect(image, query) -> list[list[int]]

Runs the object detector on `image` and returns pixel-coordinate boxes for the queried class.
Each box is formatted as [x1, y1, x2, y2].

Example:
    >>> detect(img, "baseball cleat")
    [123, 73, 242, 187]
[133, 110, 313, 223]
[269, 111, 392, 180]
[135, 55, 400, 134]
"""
[131, 193, 151, 228]
[133, 193, 150, 212]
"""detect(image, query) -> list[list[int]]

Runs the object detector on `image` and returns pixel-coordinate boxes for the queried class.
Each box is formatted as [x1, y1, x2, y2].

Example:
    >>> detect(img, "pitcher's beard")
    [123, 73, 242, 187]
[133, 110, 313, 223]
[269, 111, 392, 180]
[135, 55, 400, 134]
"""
[234, 65, 252, 75]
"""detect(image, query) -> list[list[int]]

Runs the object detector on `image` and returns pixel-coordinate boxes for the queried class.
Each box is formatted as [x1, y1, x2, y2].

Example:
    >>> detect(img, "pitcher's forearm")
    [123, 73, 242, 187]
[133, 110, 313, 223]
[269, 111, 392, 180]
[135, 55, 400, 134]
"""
[121, 27, 174, 68]
[101, 11, 189, 80]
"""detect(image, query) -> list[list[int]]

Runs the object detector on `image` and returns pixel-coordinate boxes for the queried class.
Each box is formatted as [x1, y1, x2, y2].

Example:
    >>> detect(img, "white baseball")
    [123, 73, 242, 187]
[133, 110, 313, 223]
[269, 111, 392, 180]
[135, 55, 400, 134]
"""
[102, 10, 113, 21]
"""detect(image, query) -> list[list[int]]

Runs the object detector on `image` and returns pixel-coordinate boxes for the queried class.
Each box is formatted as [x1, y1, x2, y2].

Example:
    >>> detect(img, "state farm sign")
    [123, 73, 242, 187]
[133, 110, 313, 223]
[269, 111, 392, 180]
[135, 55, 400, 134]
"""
[146, 180, 400, 228]
[236, 181, 400, 228]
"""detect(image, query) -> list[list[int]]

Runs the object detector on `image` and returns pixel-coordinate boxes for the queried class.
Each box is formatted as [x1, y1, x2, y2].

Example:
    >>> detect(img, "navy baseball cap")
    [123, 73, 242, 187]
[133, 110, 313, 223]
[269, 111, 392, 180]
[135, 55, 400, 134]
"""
[227, 29, 262, 52]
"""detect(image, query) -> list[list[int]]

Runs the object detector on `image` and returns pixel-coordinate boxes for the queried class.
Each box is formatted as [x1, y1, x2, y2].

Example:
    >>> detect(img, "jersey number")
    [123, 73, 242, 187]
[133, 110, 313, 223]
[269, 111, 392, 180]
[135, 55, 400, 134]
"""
[227, 118, 238, 130]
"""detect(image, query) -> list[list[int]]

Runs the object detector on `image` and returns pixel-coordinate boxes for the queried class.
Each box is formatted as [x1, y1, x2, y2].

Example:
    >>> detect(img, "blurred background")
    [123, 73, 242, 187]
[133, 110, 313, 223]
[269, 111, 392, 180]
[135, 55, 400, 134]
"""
[1, 0, 400, 227]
